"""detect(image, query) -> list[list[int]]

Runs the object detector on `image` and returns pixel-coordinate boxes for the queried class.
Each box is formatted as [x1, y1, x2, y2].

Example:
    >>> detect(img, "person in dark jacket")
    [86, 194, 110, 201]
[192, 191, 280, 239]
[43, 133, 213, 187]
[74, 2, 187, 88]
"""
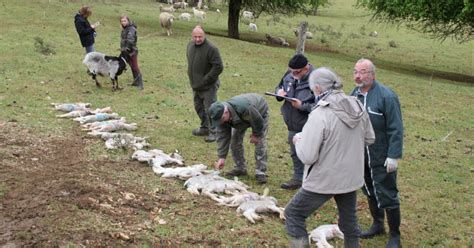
[74, 5, 98, 54]
[274, 54, 316, 190]
[350, 58, 404, 248]
[187, 25, 224, 143]
[120, 15, 143, 90]
[209, 93, 269, 184]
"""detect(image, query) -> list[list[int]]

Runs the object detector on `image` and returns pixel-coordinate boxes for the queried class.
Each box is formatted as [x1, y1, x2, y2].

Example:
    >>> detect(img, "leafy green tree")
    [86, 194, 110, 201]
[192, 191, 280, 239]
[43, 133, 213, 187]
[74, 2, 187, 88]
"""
[357, 0, 474, 43]
[227, 0, 329, 39]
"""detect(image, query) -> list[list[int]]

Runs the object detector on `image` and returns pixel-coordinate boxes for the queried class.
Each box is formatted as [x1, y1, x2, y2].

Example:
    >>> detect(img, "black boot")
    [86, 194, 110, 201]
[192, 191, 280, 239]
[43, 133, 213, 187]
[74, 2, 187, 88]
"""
[132, 74, 143, 90]
[361, 198, 386, 239]
[386, 208, 401, 248]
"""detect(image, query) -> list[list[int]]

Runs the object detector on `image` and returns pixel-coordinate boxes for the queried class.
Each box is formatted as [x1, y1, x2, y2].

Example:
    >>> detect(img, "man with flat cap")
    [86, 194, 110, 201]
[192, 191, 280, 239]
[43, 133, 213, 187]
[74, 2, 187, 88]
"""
[209, 93, 269, 184]
[274, 53, 316, 190]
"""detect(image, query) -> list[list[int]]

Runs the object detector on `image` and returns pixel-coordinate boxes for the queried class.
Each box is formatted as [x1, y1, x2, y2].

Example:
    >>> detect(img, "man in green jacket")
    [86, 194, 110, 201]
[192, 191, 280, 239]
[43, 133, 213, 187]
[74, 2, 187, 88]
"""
[350, 58, 404, 248]
[209, 93, 269, 184]
[187, 26, 224, 142]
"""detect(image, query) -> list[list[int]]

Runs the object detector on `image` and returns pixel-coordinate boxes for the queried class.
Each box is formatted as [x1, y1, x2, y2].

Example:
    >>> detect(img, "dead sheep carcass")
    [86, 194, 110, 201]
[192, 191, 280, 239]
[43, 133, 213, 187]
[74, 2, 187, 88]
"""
[309, 224, 344, 248]
[83, 52, 127, 91]
[236, 198, 285, 224]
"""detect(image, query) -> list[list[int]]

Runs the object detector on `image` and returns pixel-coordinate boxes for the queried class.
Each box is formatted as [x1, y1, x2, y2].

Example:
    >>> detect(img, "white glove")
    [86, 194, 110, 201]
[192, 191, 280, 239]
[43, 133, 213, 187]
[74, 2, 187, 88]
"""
[384, 158, 398, 173]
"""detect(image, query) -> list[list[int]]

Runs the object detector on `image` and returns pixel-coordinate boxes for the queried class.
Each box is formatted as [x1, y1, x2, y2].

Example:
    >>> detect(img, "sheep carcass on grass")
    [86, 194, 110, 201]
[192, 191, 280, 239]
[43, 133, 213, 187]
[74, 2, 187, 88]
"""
[56, 107, 112, 118]
[82, 118, 137, 132]
[73, 113, 120, 124]
[236, 197, 285, 224]
[309, 224, 344, 248]
[213, 187, 272, 207]
[83, 52, 127, 91]
[51, 102, 91, 112]
[184, 174, 249, 199]
[153, 163, 208, 180]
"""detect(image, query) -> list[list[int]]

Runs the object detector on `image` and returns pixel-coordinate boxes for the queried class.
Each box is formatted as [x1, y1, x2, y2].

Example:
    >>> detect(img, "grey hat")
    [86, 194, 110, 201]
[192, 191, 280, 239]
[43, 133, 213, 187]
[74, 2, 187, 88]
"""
[209, 101, 225, 121]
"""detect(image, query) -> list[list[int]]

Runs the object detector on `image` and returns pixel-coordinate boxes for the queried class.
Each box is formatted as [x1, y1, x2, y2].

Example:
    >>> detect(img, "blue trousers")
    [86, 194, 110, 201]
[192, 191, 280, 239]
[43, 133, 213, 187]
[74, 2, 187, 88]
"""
[85, 45, 95, 54]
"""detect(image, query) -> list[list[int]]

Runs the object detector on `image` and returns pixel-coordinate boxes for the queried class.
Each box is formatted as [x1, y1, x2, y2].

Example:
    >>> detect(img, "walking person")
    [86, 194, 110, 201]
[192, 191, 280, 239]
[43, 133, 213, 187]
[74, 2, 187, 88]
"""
[120, 15, 143, 90]
[285, 67, 375, 248]
[209, 93, 269, 184]
[74, 5, 98, 54]
[350, 58, 404, 248]
[274, 54, 316, 190]
[187, 25, 224, 142]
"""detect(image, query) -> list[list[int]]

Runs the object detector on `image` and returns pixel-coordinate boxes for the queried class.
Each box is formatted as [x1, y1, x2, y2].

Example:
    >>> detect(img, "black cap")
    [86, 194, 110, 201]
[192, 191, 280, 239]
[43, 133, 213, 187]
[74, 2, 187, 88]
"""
[288, 54, 308, 69]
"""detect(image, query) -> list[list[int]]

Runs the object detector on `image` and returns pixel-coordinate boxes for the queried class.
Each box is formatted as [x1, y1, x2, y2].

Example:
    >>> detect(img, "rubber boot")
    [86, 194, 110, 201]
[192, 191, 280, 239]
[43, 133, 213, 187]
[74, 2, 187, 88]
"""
[133, 74, 143, 90]
[360, 198, 386, 238]
[386, 208, 401, 248]
[290, 236, 309, 248]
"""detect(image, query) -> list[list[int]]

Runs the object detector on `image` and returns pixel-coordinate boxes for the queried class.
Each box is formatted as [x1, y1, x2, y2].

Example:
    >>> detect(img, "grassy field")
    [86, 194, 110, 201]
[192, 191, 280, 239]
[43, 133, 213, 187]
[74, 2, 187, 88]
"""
[0, 0, 473, 247]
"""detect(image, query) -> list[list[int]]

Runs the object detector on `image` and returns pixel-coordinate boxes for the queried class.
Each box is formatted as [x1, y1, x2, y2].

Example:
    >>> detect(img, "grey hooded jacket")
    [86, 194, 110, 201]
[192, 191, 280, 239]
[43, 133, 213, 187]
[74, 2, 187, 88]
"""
[295, 90, 375, 194]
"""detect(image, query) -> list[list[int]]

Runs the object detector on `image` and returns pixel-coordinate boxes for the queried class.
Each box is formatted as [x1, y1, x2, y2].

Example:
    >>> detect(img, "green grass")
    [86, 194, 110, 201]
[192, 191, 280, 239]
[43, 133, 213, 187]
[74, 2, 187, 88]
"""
[0, 0, 473, 247]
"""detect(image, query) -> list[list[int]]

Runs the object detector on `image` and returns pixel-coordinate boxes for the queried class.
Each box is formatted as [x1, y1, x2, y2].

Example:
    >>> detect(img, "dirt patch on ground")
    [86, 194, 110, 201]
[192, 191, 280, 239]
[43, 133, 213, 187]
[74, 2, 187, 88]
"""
[0, 120, 180, 247]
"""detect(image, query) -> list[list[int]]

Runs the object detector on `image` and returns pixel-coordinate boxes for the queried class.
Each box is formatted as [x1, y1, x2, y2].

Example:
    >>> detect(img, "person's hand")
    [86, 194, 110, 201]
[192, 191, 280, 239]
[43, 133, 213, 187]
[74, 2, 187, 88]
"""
[290, 98, 302, 109]
[384, 158, 398, 173]
[250, 133, 260, 145]
[214, 158, 226, 170]
[91, 24, 96, 29]
[277, 88, 286, 97]
[292, 133, 301, 145]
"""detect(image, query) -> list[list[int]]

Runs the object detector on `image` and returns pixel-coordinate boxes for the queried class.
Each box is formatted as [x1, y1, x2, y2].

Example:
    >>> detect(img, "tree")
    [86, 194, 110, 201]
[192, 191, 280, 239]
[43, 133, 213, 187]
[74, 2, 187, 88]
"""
[356, 0, 474, 43]
[227, 0, 328, 39]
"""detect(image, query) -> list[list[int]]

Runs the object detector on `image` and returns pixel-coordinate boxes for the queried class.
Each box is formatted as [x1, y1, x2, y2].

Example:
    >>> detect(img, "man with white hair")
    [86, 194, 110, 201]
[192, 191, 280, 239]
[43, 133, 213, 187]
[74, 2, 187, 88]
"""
[350, 58, 403, 248]
[285, 67, 375, 248]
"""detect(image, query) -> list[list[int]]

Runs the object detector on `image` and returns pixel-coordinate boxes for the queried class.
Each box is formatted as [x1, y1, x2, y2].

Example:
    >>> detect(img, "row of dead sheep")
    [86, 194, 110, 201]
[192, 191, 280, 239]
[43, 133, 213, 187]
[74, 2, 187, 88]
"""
[52, 102, 345, 246]
[51, 102, 285, 224]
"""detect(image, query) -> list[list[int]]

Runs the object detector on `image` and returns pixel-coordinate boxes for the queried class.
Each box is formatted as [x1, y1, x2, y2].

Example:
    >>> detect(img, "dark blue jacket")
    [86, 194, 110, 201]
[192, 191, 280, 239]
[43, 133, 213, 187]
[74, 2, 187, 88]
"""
[275, 64, 316, 132]
[74, 13, 95, 47]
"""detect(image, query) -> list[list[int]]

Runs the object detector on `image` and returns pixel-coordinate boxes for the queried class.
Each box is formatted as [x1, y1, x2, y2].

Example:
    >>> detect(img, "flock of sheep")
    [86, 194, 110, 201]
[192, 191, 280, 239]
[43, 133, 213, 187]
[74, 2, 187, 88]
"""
[52, 101, 345, 247]
[157, 2, 301, 49]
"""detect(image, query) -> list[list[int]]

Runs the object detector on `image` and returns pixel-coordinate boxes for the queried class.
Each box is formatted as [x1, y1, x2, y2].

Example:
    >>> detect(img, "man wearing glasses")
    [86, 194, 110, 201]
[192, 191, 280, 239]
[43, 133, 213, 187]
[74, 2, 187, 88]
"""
[274, 54, 316, 190]
[351, 58, 404, 248]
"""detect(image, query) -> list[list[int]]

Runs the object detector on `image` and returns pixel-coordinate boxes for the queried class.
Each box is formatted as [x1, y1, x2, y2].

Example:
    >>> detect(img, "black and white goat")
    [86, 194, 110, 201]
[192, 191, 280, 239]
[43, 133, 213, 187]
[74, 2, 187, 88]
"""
[83, 52, 127, 91]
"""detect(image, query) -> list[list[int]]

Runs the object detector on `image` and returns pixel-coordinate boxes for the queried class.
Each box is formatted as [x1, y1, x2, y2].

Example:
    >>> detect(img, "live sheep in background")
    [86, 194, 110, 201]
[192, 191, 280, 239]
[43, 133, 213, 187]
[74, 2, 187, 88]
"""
[249, 23, 258, 32]
[159, 12, 174, 36]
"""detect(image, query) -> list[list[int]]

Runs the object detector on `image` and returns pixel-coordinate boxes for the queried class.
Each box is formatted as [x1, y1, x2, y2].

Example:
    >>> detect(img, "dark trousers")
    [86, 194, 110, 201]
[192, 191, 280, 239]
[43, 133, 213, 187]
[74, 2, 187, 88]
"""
[193, 85, 217, 132]
[285, 188, 360, 244]
[125, 52, 141, 78]
[288, 130, 304, 181]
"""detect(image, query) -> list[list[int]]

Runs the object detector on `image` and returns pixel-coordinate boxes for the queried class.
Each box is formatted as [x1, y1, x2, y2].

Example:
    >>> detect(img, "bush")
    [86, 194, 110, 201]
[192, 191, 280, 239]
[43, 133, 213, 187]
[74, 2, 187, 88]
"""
[389, 40, 399, 48]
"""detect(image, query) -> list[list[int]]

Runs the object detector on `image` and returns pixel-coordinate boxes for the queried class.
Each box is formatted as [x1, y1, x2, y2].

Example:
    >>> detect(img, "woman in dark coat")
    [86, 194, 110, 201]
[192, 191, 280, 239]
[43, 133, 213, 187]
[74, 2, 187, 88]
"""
[120, 15, 143, 90]
[74, 5, 97, 53]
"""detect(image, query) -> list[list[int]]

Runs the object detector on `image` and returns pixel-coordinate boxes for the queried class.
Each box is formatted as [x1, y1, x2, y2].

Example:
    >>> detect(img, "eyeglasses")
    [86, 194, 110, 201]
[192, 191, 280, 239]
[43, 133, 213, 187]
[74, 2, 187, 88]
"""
[290, 68, 305, 75]
[353, 70, 372, 75]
